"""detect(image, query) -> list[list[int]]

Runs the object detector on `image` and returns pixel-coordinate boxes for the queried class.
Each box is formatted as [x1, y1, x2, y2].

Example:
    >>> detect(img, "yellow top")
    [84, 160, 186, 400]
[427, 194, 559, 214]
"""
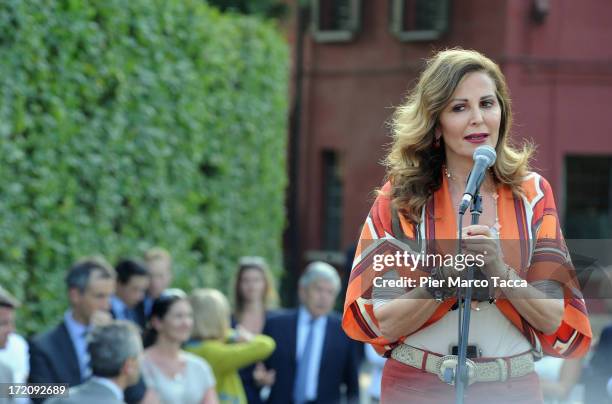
[186, 334, 276, 404]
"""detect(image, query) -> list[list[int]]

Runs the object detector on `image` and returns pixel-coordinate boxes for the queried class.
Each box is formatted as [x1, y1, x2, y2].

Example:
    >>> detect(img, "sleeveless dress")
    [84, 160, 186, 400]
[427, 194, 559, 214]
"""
[142, 351, 215, 404]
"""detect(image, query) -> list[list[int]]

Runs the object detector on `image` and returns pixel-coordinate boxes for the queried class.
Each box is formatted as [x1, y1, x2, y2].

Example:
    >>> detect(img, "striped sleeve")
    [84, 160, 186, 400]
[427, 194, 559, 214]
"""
[341, 182, 454, 355]
[526, 175, 592, 358]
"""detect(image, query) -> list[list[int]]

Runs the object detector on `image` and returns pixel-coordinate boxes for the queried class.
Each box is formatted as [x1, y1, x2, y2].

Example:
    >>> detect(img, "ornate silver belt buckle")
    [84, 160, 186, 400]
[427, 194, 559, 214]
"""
[437, 355, 477, 386]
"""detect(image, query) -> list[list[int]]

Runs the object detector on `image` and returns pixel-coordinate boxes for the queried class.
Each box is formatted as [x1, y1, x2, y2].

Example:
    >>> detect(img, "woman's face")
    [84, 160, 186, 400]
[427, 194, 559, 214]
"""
[155, 300, 193, 344]
[438, 71, 501, 162]
[239, 267, 267, 304]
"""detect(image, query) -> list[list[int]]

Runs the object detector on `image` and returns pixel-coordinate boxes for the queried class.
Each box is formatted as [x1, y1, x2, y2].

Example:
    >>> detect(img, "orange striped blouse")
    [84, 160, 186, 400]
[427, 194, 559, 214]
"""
[342, 172, 591, 359]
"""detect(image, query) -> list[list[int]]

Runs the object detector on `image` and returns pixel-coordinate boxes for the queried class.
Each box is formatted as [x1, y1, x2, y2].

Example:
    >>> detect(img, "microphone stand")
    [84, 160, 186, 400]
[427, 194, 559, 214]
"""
[455, 190, 482, 404]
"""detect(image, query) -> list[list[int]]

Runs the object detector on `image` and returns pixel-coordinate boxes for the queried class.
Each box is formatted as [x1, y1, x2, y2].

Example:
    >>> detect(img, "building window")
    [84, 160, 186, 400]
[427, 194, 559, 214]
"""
[322, 151, 343, 250]
[311, 0, 361, 43]
[390, 0, 450, 42]
[564, 155, 612, 239]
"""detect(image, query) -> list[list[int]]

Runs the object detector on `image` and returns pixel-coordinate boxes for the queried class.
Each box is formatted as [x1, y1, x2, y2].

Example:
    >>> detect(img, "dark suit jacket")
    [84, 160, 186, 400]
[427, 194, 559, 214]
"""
[28, 322, 81, 389]
[263, 309, 359, 404]
[135, 298, 150, 328]
[585, 324, 612, 404]
[110, 301, 147, 330]
[231, 310, 281, 404]
[28, 320, 146, 404]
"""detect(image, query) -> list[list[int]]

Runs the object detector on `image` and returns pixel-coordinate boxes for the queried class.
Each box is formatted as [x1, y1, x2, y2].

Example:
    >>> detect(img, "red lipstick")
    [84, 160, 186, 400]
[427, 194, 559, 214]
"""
[464, 133, 489, 144]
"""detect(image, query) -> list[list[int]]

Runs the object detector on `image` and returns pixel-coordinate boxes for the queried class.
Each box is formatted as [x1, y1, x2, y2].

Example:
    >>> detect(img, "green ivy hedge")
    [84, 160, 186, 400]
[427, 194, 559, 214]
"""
[0, 0, 289, 335]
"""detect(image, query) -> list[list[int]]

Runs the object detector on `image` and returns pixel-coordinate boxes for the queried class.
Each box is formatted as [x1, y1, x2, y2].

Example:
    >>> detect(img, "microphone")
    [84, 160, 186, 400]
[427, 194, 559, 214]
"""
[458, 145, 497, 215]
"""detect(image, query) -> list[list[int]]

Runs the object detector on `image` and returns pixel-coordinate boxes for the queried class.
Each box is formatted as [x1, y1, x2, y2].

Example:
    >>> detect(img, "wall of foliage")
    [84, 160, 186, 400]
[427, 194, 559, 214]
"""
[0, 0, 289, 334]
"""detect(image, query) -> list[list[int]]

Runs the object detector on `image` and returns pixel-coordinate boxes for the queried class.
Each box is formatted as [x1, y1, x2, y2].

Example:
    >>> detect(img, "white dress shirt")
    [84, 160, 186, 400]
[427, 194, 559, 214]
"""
[296, 306, 328, 402]
[63, 311, 91, 380]
[0, 333, 29, 383]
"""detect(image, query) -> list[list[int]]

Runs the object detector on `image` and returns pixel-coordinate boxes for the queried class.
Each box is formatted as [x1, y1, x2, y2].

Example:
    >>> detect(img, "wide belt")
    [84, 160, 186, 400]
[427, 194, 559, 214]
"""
[390, 344, 534, 385]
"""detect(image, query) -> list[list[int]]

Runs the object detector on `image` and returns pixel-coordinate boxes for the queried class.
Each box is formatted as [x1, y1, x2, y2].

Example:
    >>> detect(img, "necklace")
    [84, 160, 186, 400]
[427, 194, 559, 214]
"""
[445, 166, 502, 310]
[444, 166, 501, 233]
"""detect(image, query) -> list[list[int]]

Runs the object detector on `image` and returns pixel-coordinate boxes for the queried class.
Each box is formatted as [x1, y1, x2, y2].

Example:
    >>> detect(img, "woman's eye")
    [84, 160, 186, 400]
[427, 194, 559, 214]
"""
[451, 104, 465, 112]
[481, 100, 494, 108]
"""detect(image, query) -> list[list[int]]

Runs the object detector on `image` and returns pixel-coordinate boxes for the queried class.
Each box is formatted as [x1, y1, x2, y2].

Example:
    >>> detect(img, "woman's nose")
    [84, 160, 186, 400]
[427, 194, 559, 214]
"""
[470, 106, 484, 125]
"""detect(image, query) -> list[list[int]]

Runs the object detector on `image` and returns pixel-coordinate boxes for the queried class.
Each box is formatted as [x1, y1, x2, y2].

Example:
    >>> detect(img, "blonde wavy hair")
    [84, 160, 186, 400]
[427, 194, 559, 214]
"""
[190, 288, 230, 341]
[385, 48, 534, 223]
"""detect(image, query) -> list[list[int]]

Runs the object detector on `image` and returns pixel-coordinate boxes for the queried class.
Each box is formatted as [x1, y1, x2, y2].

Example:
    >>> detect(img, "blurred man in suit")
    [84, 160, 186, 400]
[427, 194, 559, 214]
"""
[28, 257, 149, 404]
[264, 261, 360, 404]
[47, 320, 143, 404]
[111, 259, 150, 329]
[29, 258, 116, 388]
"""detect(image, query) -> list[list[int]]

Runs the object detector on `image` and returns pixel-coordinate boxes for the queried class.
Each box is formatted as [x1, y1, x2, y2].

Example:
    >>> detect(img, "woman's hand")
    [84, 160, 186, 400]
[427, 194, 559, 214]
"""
[253, 362, 276, 386]
[461, 226, 564, 335]
[460, 224, 505, 277]
[235, 325, 255, 342]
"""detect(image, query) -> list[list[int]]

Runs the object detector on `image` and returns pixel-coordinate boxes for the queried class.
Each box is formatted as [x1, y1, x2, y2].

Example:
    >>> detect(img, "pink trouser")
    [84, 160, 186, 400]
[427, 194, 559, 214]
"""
[381, 358, 544, 404]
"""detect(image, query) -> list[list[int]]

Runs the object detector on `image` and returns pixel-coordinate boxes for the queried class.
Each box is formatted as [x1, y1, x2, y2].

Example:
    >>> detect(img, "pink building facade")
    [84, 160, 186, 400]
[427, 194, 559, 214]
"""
[284, 0, 612, 286]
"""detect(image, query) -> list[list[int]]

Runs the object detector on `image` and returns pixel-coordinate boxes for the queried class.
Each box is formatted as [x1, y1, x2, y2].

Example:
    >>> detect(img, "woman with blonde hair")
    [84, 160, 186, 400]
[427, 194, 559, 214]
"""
[232, 256, 278, 332]
[231, 256, 279, 404]
[186, 288, 276, 404]
[342, 48, 591, 403]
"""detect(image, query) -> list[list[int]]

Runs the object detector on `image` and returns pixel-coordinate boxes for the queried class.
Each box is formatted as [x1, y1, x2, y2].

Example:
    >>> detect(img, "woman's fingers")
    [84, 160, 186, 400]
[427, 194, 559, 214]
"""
[461, 224, 492, 238]
[461, 237, 500, 261]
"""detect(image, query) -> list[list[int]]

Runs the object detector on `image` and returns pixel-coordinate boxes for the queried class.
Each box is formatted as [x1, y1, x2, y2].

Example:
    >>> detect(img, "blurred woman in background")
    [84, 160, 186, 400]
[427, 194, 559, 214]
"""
[142, 289, 218, 404]
[187, 288, 276, 404]
[231, 256, 279, 404]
